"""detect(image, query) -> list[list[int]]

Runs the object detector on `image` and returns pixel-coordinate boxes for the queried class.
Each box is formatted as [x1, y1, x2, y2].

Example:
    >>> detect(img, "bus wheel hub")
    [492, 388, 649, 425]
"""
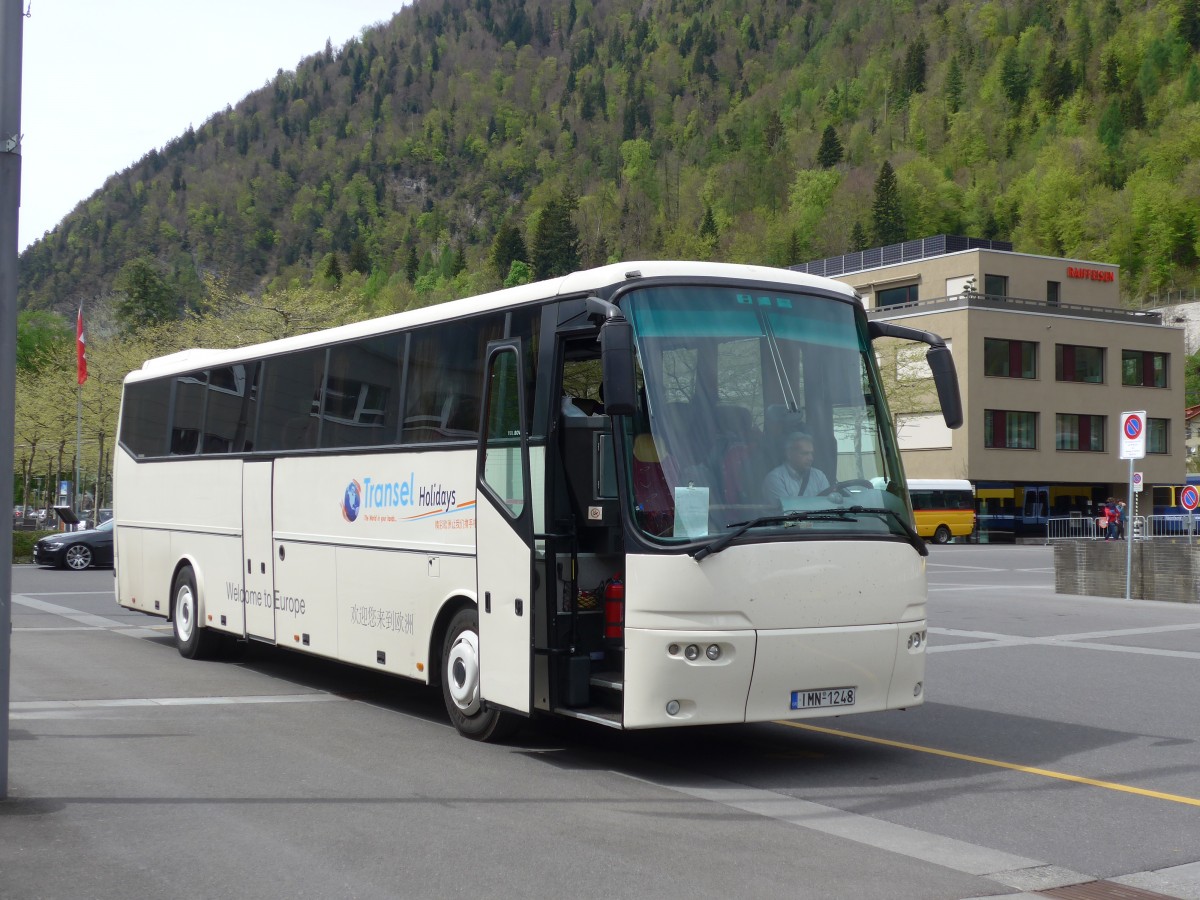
[447, 629, 481, 715]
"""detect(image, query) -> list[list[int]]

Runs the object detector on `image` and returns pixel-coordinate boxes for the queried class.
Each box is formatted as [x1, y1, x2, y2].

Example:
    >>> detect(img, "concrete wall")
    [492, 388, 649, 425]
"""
[1054, 540, 1200, 602]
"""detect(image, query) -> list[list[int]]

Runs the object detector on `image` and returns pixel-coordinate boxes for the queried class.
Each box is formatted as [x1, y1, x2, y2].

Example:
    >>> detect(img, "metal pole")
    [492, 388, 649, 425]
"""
[75, 384, 81, 518]
[1125, 458, 1134, 602]
[0, 0, 26, 799]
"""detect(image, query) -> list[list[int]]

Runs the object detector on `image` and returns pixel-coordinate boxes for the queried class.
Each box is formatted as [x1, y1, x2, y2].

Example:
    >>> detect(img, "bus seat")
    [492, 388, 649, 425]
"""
[632, 433, 676, 535]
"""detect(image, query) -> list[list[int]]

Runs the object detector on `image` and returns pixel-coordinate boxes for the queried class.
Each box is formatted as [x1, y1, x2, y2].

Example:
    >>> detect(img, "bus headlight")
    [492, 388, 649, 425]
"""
[907, 630, 926, 650]
[684, 644, 700, 661]
[705, 644, 721, 660]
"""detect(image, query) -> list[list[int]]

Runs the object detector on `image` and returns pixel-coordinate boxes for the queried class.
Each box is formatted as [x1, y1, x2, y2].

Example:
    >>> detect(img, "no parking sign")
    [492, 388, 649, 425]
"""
[1182, 484, 1199, 511]
[1120, 411, 1146, 460]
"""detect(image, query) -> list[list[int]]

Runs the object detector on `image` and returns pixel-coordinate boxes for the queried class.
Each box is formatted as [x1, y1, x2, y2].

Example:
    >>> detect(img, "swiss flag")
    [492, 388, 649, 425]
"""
[76, 305, 88, 385]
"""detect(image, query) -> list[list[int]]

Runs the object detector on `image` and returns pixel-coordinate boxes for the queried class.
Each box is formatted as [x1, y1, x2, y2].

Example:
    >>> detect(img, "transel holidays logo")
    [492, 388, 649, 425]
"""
[340, 474, 460, 523]
[341, 479, 363, 522]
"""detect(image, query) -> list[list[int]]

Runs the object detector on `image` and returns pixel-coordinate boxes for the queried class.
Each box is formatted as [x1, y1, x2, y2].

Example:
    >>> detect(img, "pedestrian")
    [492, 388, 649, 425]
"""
[1115, 500, 1126, 540]
[1104, 497, 1118, 540]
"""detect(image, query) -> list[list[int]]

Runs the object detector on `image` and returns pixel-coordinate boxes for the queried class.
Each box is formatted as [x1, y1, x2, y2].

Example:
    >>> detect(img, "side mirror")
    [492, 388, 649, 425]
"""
[925, 345, 963, 429]
[868, 320, 963, 429]
[600, 318, 637, 416]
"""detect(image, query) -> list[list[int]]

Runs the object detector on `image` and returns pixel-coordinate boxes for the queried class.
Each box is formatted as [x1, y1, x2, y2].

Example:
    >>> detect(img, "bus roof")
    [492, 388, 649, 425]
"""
[907, 479, 975, 492]
[127, 261, 859, 383]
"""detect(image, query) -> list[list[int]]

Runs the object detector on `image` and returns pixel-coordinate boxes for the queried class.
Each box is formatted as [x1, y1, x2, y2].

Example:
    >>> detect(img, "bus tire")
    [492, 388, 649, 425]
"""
[933, 525, 952, 544]
[441, 607, 518, 742]
[172, 566, 217, 660]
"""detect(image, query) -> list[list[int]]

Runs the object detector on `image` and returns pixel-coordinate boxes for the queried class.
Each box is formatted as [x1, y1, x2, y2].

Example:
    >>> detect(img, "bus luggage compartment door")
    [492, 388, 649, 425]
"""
[242, 460, 276, 641]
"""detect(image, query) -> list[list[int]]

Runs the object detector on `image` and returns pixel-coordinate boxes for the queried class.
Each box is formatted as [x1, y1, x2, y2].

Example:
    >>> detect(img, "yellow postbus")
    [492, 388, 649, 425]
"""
[907, 479, 976, 544]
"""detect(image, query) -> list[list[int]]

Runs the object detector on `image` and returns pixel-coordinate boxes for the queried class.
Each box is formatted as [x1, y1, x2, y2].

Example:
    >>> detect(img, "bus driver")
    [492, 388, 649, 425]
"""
[763, 431, 830, 506]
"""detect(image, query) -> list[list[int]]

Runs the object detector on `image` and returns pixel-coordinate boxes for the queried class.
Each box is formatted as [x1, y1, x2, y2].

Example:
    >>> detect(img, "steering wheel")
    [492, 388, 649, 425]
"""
[819, 479, 874, 497]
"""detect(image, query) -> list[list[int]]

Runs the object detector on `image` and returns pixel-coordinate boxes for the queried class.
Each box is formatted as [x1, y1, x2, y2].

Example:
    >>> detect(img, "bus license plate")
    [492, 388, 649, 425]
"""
[790, 687, 856, 710]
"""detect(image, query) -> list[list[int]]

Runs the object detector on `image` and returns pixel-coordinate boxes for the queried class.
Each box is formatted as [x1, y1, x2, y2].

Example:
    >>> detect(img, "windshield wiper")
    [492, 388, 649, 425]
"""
[691, 510, 859, 562]
[690, 505, 927, 561]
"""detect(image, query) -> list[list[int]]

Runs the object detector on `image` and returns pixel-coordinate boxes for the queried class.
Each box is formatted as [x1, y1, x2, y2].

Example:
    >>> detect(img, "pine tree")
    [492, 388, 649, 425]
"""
[114, 257, 177, 334]
[1000, 46, 1031, 107]
[491, 222, 528, 281]
[850, 222, 869, 252]
[347, 239, 371, 275]
[530, 195, 580, 280]
[871, 161, 906, 247]
[1182, 0, 1200, 50]
[700, 206, 718, 240]
[404, 246, 419, 284]
[901, 34, 928, 96]
[323, 252, 343, 286]
[945, 56, 963, 115]
[764, 110, 785, 152]
[816, 125, 843, 168]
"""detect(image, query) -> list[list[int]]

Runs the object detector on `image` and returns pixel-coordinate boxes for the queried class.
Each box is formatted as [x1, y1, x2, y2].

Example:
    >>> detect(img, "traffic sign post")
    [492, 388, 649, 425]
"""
[1182, 484, 1199, 544]
[1119, 412, 1146, 602]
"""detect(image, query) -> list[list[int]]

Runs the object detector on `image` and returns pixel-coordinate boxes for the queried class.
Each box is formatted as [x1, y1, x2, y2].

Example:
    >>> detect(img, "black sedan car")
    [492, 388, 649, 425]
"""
[32, 519, 115, 570]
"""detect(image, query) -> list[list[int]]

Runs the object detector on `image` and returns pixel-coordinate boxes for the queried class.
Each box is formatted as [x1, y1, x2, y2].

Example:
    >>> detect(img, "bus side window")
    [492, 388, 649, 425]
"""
[258, 348, 327, 452]
[403, 315, 504, 444]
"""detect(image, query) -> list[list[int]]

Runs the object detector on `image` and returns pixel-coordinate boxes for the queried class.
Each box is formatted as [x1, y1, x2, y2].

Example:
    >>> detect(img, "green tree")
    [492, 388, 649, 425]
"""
[1186, 348, 1200, 407]
[816, 125, 844, 168]
[1098, 98, 1125, 152]
[1181, 0, 1200, 50]
[347, 239, 371, 275]
[114, 257, 177, 334]
[491, 221, 528, 281]
[529, 194, 580, 280]
[872, 161, 906, 246]
[503, 260, 533, 287]
[764, 110, 785, 152]
[900, 34, 928, 97]
[404, 246, 419, 284]
[1000, 46, 1031, 108]
[945, 56, 963, 114]
[16, 310, 70, 371]
[323, 252, 343, 286]
[850, 222, 869, 252]
[1041, 49, 1075, 108]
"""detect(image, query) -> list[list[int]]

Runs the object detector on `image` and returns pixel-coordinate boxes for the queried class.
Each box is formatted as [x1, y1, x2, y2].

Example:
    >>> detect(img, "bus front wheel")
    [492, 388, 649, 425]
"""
[933, 525, 952, 544]
[172, 566, 218, 660]
[440, 607, 517, 742]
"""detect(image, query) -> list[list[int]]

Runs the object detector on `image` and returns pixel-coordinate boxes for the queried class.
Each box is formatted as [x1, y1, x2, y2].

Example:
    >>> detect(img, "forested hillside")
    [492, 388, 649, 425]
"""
[19, 0, 1200, 315]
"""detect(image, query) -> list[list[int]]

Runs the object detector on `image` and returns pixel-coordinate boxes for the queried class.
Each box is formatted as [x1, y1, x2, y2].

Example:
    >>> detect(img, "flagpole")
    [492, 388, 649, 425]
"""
[75, 383, 82, 518]
[75, 303, 87, 520]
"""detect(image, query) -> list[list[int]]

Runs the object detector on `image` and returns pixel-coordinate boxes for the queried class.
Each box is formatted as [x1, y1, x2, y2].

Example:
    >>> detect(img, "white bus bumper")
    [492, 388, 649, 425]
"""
[621, 622, 926, 729]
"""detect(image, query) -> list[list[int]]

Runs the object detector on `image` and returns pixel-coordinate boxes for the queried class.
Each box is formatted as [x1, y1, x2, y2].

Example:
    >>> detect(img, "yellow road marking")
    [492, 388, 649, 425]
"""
[775, 720, 1200, 807]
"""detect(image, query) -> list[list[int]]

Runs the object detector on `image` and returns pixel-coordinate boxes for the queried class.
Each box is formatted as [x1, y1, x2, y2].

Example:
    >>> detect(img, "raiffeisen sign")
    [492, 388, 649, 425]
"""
[1066, 266, 1115, 282]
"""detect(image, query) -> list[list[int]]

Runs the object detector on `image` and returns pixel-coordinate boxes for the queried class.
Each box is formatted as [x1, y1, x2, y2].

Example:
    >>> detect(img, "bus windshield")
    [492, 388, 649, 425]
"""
[622, 283, 909, 545]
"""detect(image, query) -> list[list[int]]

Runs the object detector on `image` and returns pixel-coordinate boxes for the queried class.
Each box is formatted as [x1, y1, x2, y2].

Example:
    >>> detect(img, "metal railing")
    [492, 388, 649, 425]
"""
[868, 292, 1160, 325]
[1046, 514, 1200, 542]
[1046, 516, 1104, 542]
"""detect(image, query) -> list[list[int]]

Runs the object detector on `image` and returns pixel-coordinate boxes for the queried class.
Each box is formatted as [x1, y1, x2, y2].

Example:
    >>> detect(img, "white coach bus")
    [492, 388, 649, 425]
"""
[114, 261, 962, 740]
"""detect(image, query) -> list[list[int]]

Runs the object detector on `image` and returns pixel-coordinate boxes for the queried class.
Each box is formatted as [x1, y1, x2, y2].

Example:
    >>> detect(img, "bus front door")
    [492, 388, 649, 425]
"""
[475, 341, 534, 715]
[242, 459, 276, 642]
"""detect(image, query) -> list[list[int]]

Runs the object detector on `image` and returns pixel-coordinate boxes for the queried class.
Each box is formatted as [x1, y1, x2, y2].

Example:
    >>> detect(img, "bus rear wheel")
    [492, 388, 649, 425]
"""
[933, 525, 952, 544]
[172, 566, 218, 660]
[440, 607, 517, 742]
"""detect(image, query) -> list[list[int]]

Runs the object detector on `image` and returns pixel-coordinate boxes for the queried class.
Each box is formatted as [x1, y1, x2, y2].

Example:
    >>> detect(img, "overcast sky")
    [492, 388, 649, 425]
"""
[18, 0, 404, 251]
